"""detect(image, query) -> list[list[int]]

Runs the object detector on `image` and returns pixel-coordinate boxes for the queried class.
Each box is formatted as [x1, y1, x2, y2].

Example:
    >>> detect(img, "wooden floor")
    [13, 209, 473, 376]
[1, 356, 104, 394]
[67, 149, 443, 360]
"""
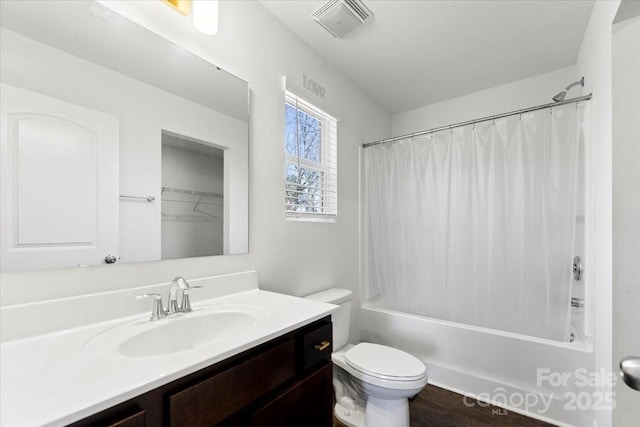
[333, 385, 553, 427]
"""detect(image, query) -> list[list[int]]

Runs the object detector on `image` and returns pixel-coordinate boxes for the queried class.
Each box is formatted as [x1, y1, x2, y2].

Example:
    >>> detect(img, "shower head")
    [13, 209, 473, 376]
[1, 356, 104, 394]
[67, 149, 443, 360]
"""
[552, 91, 568, 102]
[552, 77, 585, 102]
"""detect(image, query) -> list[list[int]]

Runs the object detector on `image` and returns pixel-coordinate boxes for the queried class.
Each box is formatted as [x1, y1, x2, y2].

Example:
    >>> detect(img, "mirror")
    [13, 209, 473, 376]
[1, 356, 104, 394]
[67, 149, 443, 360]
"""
[0, 0, 249, 272]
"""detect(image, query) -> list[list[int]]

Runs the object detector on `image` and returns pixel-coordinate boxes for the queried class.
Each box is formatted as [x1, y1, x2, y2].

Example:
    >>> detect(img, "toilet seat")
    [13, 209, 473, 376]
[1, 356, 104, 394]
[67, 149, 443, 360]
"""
[344, 343, 426, 382]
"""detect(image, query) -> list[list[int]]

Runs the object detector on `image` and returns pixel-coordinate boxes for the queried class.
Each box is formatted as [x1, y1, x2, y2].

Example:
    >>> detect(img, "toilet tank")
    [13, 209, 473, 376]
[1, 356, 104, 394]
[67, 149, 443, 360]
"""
[305, 288, 352, 351]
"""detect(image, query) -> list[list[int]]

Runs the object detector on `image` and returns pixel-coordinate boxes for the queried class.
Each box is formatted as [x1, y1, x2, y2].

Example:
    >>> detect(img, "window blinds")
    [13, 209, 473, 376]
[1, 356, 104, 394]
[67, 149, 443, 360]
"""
[284, 90, 338, 220]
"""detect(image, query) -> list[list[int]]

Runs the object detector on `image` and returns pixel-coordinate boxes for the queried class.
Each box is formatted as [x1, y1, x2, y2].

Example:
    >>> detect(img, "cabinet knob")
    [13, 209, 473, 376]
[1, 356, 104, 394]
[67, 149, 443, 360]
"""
[314, 341, 331, 351]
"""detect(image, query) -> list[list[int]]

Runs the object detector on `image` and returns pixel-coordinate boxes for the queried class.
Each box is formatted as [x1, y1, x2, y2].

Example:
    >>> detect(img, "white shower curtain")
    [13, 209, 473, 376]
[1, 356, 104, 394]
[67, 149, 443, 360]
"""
[365, 103, 585, 341]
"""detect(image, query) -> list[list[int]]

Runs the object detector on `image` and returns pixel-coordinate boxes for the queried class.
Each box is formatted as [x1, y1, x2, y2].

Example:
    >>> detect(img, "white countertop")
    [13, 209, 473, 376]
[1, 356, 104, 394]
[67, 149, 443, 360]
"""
[0, 289, 336, 427]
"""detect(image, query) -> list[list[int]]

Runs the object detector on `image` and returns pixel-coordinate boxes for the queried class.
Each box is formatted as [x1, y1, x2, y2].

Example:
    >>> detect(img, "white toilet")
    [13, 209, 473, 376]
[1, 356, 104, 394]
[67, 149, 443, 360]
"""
[306, 288, 428, 427]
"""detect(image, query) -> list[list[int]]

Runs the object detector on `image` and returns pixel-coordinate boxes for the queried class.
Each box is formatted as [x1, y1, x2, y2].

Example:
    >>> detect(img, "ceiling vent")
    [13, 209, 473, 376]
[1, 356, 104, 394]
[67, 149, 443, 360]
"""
[312, 0, 373, 39]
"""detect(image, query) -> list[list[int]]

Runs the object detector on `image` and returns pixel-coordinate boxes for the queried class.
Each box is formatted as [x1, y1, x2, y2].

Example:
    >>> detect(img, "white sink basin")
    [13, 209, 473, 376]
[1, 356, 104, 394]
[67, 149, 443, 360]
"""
[119, 311, 255, 357]
[84, 304, 264, 358]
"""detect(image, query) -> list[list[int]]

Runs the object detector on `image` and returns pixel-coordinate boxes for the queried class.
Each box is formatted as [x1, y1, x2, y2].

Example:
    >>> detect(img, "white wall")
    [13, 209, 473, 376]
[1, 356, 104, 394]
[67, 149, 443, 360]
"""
[612, 15, 640, 427]
[0, 1, 390, 341]
[575, 2, 620, 426]
[392, 66, 579, 135]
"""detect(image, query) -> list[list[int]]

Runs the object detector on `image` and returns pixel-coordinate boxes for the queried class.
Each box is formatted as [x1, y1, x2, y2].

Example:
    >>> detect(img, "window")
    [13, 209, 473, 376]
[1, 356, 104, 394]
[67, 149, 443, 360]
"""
[284, 90, 337, 221]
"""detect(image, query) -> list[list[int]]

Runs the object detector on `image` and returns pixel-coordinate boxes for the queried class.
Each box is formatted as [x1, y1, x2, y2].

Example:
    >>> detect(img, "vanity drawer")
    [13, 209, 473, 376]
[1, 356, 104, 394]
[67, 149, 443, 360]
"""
[300, 321, 333, 371]
[69, 407, 145, 427]
[106, 409, 145, 427]
[168, 338, 295, 427]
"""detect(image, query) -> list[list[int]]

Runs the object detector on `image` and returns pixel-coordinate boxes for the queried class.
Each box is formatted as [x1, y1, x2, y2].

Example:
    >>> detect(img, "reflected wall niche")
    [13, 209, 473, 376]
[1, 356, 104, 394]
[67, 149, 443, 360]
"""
[161, 131, 225, 259]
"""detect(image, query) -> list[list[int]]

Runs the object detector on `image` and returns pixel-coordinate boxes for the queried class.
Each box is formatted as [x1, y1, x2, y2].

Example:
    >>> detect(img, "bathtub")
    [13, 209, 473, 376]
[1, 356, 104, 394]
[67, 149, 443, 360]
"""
[360, 298, 595, 426]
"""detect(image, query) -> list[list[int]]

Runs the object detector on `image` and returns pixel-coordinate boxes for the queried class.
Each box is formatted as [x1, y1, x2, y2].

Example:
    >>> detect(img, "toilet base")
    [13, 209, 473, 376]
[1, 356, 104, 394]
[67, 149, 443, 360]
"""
[335, 397, 410, 427]
[365, 396, 410, 427]
[335, 403, 365, 427]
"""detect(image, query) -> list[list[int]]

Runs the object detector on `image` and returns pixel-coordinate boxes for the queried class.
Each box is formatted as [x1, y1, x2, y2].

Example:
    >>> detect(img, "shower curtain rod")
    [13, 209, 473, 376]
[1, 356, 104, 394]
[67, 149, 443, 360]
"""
[362, 93, 592, 148]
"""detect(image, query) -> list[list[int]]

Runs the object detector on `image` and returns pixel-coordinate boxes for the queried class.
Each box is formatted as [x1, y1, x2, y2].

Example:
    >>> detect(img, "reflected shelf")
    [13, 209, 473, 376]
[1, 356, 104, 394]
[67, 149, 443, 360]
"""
[161, 186, 222, 221]
[161, 186, 223, 199]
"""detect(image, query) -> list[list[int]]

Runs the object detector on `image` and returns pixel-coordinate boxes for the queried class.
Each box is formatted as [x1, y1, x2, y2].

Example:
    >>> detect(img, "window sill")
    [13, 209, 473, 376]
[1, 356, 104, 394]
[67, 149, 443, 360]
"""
[285, 216, 337, 224]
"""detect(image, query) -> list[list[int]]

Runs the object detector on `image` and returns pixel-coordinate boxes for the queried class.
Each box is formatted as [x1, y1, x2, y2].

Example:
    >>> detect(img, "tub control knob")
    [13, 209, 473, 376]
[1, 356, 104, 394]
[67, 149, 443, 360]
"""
[572, 256, 583, 281]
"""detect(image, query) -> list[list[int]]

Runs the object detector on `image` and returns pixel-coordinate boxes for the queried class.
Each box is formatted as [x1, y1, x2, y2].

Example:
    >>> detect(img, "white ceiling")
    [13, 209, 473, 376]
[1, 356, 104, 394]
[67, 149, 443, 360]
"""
[261, 0, 595, 114]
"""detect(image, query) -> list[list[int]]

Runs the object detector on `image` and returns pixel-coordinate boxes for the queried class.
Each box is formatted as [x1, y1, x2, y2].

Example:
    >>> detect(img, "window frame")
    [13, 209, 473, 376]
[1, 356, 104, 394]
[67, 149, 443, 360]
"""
[284, 91, 338, 222]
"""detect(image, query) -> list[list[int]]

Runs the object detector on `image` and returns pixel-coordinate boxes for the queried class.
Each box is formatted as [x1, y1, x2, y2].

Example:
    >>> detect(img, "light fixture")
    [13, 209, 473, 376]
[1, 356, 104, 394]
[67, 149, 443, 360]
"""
[163, 0, 218, 35]
[192, 0, 219, 35]
[163, 0, 191, 16]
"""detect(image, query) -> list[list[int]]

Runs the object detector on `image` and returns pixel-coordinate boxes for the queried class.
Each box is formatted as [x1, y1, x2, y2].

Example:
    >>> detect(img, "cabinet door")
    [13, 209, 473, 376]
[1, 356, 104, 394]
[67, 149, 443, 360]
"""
[253, 363, 333, 427]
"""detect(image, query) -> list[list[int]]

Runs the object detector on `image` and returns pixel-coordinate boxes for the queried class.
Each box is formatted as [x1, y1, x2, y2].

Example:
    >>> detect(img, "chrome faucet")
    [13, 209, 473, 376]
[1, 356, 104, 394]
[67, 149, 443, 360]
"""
[137, 276, 201, 321]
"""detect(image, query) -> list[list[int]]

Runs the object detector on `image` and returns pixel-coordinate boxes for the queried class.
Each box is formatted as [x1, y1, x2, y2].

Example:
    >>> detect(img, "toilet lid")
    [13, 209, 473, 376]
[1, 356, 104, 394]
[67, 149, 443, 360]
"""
[344, 343, 426, 381]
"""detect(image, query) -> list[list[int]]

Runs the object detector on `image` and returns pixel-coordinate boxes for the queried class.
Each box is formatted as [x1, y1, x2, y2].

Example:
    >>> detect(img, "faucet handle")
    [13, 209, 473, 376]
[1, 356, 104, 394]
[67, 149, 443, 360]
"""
[136, 293, 167, 321]
[180, 286, 202, 313]
[172, 276, 190, 289]
[167, 276, 191, 313]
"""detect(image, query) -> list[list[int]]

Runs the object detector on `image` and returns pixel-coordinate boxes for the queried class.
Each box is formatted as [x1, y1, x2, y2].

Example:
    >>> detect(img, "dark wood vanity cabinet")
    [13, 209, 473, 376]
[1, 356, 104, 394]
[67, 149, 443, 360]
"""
[68, 317, 333, 427]
[253, 363, 333, 427]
